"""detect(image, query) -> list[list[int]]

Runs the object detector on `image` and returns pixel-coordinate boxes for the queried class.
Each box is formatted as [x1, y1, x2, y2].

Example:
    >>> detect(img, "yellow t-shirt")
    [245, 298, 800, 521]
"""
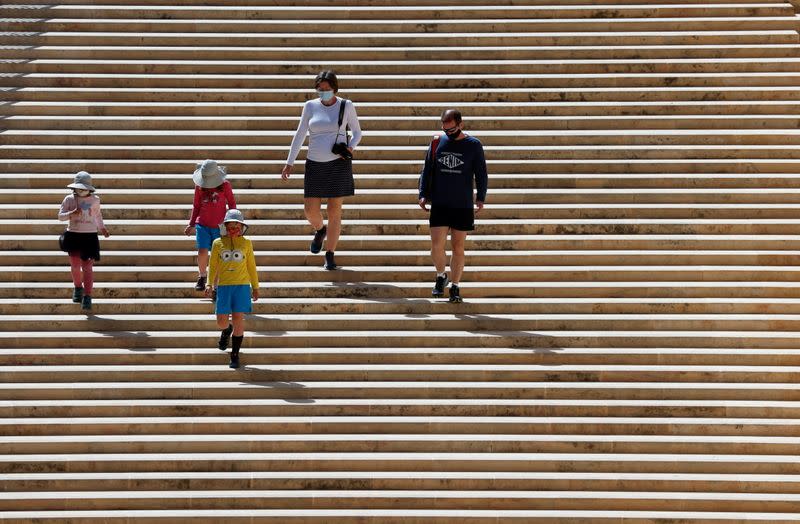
[208, 235, 259, 289]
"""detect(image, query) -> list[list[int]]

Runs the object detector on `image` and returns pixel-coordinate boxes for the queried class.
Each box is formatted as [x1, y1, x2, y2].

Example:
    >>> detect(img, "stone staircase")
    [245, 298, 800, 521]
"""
[3, 0, 800, 521]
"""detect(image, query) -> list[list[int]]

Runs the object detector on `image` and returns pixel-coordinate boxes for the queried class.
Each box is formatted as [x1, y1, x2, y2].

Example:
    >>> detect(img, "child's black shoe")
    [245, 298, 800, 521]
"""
[81, 295, 92, 310]
[229, 354, 240, 368]
[218, 324, 233, 351]
[72, 286, 83, 303]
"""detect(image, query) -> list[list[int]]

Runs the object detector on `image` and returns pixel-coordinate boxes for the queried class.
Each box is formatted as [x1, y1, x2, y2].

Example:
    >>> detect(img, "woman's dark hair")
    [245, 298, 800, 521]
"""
[315, 70, 339, 93]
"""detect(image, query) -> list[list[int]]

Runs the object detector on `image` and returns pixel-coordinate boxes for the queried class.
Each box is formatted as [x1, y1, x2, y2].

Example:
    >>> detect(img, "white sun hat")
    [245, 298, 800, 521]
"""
[192, 159, 227, 188]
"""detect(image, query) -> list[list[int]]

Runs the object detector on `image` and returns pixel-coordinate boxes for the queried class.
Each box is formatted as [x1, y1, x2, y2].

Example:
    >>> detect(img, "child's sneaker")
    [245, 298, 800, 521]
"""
[72, 286, 83, 303]
[310, 225, 327, 254]
[432, 273, 448, 297]
[448, 284, 462, 304]
[195, 275, 207, 291]
[81, 295, 92, 310]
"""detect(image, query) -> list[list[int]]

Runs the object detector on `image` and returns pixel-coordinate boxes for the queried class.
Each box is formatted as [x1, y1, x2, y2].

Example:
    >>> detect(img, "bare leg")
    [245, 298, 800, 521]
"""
[304, 197, 324, 230]
[231, 312, 246, 336]
[325, 197, 344, 252]
[197, 249, 209, 276]
[449, 229, 468, 283]
[216, 314, 231, 329]
[430, 226, 449, 274]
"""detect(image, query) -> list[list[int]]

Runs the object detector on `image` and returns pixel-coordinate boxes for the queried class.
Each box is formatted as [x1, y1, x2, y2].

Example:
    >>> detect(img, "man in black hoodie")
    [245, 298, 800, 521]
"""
[418, 109, 488, 303]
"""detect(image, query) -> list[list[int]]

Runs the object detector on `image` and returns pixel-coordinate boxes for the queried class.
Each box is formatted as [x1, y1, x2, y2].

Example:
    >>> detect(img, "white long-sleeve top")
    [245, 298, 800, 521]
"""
[286, 97, 362, 165]
[58, 194, 106, 233]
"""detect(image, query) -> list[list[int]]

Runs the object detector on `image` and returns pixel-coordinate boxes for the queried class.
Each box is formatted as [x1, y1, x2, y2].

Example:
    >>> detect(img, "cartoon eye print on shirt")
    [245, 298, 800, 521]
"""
[220, 250, 245, 263]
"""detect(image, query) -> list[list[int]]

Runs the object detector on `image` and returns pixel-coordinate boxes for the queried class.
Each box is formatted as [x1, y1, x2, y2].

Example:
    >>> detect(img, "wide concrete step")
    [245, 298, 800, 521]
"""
[12, 172, 800, 190]
[2, 380, 796, 401]
[18, 219, 800, 236]
[4, 432, 800, 455]
[6, 345, 800, 367]
[4, 4, 793, 20]
[6, 398, 800, 420]
[4, 450, 800, 475]
[5, 264, 800, 283]
[10, 129, 800, 147]
[7, 114, 800, 131]
[4, 488, 800, 513]
[6, 280, 800, 300]
[3, 312, 800, 333]
[1, 470, 799, 496]
[6, 249, 799, 267]
[7, 85, 800, 105]
[4, 413, 800, 437]
[0, 509, 797, 523]
[7, 345, 800, 367]
[7, 101, 800, 118]
[3, 16, 797, 34]
[8, 233, 800, 251]
[6, 203, 800, 220]
[9, 159, 800, 175]
[3, 30, 796, 47]
[7, 44, 800, 61]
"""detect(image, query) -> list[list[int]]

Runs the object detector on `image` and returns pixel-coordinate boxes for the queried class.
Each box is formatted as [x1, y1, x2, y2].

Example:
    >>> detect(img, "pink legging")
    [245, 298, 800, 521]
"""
[69, 253, 94, 295]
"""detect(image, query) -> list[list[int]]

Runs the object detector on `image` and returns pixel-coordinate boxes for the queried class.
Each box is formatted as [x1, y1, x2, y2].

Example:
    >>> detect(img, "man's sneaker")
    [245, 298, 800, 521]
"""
[194, 275, 207, 291]
[448, 284, 462, 304]
[229, 354, 240, 368]
[81, 295, 92, 310]
[72, 286, 83, 303]
[310, 225, 327, 254]
[218, 325, 233, 351]
[432, 273, 448, 297]
[324, 251, 337, 270]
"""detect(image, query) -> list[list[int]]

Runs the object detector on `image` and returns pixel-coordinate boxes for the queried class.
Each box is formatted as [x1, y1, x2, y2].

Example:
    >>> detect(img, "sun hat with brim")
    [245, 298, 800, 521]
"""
[66, 171, 96, 192]
[193, 159, 227, 188]
[220, 209, 248, 235]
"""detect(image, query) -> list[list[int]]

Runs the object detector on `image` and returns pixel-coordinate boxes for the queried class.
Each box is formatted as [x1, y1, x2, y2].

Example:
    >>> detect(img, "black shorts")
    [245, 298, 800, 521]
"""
[429, 205, 474, 231]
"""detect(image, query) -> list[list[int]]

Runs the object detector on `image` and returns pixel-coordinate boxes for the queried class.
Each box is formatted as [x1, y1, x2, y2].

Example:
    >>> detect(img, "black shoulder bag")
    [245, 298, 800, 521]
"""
[331, 98, 352, 160]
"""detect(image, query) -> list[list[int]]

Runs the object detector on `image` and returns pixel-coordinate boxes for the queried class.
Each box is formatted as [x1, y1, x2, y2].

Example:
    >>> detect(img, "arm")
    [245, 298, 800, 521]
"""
[58, 195, 76, 221]
[246, 238, 259, 290]
[286, 102, 312, 166]
[207, 239, 220, 288]
[418, 139, 435, 201]
[474, 143, 488, 204]
[92, 197, 109, 236]
[188, 186, 201, 226]
[345, 101, 362, 151]
[224, 181, 236, 210]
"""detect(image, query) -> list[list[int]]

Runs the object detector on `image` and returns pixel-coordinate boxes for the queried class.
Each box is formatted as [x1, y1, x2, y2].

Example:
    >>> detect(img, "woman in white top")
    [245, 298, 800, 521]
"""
[281, 70, 362, 270]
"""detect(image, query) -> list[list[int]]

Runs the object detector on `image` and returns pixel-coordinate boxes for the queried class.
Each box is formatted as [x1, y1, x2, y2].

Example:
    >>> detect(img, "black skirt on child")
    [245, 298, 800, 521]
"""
[60, 230, 101, 261]
[304, 158, 355, 198]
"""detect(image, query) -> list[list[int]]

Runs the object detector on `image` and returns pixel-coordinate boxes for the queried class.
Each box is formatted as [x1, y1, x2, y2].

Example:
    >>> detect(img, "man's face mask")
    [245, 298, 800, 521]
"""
[442, 123, 461, 138]
[75, 189, 91, 197]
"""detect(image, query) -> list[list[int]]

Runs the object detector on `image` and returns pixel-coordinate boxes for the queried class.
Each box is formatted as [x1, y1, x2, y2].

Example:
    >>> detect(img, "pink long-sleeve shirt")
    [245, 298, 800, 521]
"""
[188, 181, 237, 228]
[58, 194, 106, 233]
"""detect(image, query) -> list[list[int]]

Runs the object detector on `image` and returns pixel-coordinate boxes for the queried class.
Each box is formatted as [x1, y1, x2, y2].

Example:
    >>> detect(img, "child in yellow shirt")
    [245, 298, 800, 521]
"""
[206, 209, 259, 368]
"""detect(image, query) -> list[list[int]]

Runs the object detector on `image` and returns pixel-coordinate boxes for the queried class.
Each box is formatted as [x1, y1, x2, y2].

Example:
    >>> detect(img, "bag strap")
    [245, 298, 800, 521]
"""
[336, 98, 349, 140]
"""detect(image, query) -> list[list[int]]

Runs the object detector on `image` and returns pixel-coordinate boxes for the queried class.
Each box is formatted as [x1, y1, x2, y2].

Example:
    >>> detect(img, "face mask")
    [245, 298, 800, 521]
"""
[225, 223, 242, 237]
[75, 189, 90, 197]
[318, 90, 334, 102]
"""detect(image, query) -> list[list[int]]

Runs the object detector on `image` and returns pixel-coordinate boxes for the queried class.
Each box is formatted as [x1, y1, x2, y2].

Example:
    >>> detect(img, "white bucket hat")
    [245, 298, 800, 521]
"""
[193, 159, 227, 188]
[66, 171, 95, 192]
[220, 208, 248, 235]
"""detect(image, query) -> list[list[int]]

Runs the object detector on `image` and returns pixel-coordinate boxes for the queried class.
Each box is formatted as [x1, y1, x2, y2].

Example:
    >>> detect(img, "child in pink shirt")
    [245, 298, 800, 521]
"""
[58, 171, 110, 311]
[184, 159, 237, 292]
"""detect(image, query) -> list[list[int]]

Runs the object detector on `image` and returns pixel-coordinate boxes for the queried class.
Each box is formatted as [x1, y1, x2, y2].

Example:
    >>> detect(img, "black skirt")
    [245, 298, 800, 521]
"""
[60, 230, 101, 261]
[304, 158, 354, 198]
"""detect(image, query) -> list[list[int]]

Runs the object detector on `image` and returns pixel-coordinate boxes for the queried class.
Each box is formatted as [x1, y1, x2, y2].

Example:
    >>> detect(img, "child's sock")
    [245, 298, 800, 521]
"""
[231, 335, 244, 356]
